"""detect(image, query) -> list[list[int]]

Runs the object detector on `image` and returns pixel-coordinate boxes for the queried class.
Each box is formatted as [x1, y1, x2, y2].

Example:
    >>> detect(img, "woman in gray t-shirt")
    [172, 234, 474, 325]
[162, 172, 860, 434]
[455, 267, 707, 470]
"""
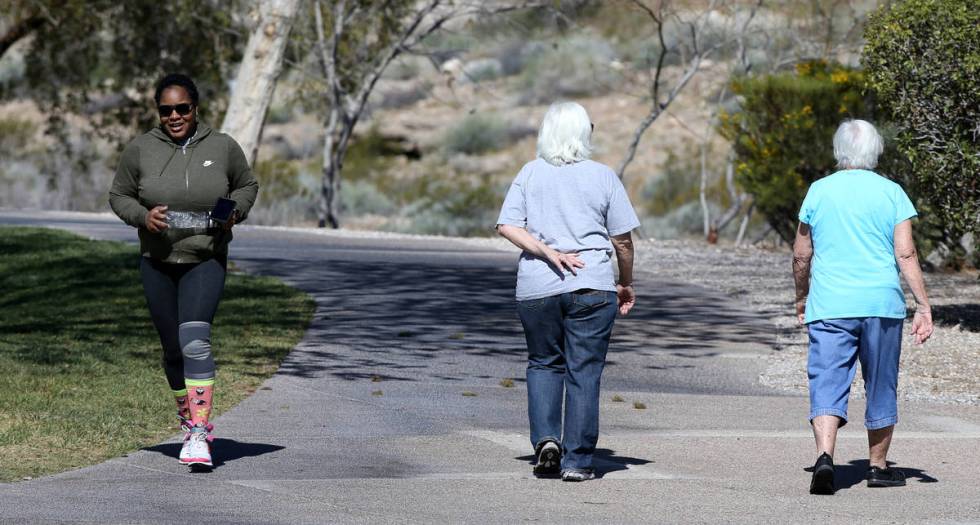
[496, 101, 640, 481]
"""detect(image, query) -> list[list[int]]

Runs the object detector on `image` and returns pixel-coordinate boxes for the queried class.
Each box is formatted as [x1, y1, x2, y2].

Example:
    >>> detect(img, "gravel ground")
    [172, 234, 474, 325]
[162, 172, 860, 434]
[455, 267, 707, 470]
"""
[632, 239, 980, 405]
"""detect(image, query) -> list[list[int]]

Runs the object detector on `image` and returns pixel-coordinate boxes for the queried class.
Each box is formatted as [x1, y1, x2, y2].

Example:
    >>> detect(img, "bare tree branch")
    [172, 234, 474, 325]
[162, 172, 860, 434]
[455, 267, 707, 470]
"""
[698, 0, 761, 241]
[0, 13, 44, 60]
[616, 53, 705, 179]
[617, 0, 740, 180]
[735, 201, 754, 247]
[307, 0, 550, 227]
[348, 0, 442, 118]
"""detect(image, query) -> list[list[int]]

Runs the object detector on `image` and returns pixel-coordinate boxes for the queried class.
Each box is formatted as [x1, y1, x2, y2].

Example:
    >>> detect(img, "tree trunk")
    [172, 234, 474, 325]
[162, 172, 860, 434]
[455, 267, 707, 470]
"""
[616, 107, 660, 180]
[711, 153, 744, 237]
[0, 14, 43, 61]
[220, 0, 301, 166]
[318, 108, 341, 228]
[699, 143, 711, 239]
[752, 223, 774, 245]
[318, 159, 340, 229]
[318, 114, 359, 228]
[735, 202, 754, 247]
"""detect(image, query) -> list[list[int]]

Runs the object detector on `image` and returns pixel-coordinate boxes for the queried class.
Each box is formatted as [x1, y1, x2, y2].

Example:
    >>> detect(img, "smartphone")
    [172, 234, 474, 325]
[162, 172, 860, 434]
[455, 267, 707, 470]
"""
[210, 197, 237, 224]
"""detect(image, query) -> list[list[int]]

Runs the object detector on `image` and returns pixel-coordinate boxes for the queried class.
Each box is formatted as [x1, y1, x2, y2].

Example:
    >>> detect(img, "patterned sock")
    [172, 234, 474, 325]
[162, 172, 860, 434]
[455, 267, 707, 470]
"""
[172, 388, 190, 423]
[186, 378, 215, 427]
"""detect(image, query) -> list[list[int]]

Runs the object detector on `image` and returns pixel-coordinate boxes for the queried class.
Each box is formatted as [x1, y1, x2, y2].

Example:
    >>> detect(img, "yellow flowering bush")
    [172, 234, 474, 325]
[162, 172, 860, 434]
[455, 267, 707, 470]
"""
[718, 61, 871, 242]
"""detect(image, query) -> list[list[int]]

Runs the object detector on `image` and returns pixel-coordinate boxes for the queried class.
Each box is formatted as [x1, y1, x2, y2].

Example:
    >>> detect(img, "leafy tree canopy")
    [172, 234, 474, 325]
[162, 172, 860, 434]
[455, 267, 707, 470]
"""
[863, 0, 979, 266]
[2, 0, 246, 141]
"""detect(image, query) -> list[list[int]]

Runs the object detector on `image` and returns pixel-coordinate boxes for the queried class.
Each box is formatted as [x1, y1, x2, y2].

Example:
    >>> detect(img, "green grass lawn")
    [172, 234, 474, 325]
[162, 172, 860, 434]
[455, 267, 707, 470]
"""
[0, 227, 315, 482]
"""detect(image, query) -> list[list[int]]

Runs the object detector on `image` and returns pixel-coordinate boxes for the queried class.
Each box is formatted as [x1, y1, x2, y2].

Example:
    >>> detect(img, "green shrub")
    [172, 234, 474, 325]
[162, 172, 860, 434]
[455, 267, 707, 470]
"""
[386, 169, 503, 237]
[462, 59, 503, 83]
[384, 55, 424, 80]
[418, 31, 476, 63]
[376, 82, 431, 109]
[264, 103, 293, 125]
[0, 117, 37, 155]
[643, 201, 713, 239]
[645, 147, 731, 217]
[518, 34, 621, 104]
[495, 41, 542, 77]
[343, 126, 396, 181]
[248, 159, 319, 225]
[253, 158, 308, 202]
[341, 180, 396, 216]
[443, 113, 511, 155]
[718, 61, 875, 242]
[864, 0, 980, 267]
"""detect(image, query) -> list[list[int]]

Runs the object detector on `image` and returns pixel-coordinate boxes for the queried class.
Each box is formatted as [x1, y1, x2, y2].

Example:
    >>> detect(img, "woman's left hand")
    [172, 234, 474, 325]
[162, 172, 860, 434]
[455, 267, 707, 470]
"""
[222, 211, 238, 231]
[546, 249, 585, 276]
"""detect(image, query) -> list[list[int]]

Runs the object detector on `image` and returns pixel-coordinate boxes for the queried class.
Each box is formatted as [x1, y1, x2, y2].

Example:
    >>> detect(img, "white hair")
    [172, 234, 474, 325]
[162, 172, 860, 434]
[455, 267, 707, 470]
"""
[833, 119, 884, 170]
[536, 102, 593, 166]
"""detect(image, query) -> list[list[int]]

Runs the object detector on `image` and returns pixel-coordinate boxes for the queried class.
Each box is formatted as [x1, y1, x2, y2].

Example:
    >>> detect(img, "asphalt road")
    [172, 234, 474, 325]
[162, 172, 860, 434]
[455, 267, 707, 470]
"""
[1, 210, 978, 524]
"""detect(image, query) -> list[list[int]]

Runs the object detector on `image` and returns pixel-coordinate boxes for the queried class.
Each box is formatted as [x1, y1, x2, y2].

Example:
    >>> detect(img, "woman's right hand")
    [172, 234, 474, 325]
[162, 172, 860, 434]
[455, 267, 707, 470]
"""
[911, 306, 934, 344]
[546, 249, 585, 276]
[617, 284, 635, 315]
[145, 205, 168, 233]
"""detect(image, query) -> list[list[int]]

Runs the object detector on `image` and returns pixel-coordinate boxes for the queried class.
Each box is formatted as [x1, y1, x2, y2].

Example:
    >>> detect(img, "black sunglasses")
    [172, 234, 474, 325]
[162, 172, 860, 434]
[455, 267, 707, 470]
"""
[158, 103, 194, 117]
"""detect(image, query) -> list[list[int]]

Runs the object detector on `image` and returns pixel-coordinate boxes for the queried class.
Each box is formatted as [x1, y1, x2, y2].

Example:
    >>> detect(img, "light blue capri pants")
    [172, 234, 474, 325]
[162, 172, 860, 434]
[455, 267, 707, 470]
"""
[807, 317, 903, 430]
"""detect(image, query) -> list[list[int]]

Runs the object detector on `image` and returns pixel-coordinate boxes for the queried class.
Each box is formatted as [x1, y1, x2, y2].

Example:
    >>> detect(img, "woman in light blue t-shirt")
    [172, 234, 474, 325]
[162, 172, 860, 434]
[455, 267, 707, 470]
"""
[793, 119, 933, 495]
[496, 102, 640, 482]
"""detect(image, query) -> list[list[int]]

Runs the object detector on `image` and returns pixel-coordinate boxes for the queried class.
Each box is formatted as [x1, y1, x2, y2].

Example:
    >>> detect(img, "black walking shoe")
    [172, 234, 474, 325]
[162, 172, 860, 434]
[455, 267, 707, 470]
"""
[809, 453, 835, 495]
[867, 466, 906, 487]
[533, 441, 561, 477]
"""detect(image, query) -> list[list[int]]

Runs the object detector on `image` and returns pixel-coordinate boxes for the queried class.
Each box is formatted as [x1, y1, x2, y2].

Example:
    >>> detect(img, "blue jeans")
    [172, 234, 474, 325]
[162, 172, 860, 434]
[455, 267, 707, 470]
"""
[807, 317, 903, 430]
[517, 289, 617, 471]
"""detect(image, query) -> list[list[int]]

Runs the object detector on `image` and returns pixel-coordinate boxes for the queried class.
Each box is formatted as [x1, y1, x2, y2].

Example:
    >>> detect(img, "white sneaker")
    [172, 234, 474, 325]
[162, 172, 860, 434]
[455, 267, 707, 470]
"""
[178, 435, 194, 463]
[179, 425, 213, 469]
[561, 469, 595, 482]
[176, 416, 193, 463]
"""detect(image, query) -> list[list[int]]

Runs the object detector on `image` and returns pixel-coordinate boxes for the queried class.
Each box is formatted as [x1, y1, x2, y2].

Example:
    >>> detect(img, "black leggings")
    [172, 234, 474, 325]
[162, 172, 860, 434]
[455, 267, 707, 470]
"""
[140, 256, 226, 390]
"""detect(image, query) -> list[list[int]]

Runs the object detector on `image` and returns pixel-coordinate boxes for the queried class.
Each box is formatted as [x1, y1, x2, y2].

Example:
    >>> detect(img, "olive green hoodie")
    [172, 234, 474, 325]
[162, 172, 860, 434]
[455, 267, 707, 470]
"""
[109, 124, 259, 264]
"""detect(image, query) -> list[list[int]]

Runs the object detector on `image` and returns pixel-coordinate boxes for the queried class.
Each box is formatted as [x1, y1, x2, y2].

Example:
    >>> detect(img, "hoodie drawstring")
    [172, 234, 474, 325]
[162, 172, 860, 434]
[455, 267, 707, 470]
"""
[180, 130, 198, 191]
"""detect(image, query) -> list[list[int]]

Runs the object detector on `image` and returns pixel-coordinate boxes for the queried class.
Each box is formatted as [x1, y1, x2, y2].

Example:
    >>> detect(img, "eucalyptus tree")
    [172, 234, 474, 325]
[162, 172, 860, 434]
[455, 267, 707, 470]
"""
[222, 0, 303, 166]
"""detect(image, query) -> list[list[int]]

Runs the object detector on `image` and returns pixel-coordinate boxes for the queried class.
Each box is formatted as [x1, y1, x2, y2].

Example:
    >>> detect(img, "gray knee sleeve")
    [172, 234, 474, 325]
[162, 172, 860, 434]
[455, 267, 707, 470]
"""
[179, 321, 215, 379]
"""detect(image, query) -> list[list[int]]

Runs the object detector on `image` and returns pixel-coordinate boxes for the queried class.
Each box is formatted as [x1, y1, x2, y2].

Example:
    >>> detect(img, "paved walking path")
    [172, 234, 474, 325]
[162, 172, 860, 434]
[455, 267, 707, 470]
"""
[1, 210, 978, 524]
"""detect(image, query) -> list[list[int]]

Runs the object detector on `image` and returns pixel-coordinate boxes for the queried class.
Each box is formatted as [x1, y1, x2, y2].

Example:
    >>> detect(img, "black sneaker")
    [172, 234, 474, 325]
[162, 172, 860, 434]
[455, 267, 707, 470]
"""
[867, 466, 906, 487]
[809, 453, 835, 495]
[533, 441, 561, 477]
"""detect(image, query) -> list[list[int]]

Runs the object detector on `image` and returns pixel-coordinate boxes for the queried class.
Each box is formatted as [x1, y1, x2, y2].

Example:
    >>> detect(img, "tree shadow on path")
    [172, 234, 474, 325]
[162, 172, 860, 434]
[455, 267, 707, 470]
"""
[238, 255, 776, 385]
[931, 303, 980, 332]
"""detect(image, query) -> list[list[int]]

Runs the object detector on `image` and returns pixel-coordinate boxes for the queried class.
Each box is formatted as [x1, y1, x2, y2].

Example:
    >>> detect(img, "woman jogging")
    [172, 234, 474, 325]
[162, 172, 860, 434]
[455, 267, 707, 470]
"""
[109, 73, 258, 470]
